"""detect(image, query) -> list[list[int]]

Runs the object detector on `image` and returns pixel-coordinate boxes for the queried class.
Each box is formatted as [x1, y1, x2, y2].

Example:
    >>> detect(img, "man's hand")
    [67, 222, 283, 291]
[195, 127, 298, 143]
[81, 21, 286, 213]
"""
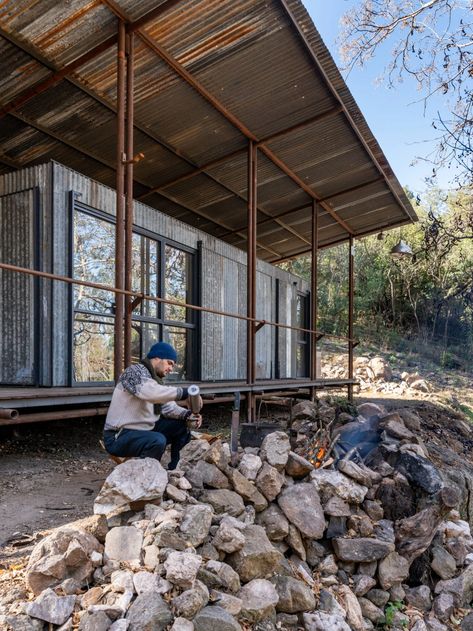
[187, 413, 202, 429]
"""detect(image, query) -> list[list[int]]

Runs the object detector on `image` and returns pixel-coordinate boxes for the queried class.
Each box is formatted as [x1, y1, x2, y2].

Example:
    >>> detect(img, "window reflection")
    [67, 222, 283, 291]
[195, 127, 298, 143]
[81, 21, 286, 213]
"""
[73, 212, 115, 313]
[165, 245, 189, 322]
[72, 206, 196, 384]
[73, 314, 114, 382]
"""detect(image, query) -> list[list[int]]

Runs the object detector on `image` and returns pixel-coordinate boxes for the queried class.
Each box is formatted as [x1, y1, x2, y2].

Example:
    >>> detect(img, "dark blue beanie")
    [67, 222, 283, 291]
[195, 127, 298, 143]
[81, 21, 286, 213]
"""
[147, 342, 177, 362]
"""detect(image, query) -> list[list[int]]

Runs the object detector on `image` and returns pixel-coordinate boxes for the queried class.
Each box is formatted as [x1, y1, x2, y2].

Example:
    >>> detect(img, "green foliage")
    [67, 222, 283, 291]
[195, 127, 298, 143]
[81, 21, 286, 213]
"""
[325, 396, 357, 416]
[279, 188, 473, 370]
[382, 601, 406, 629]
[459, 404, 473, 424]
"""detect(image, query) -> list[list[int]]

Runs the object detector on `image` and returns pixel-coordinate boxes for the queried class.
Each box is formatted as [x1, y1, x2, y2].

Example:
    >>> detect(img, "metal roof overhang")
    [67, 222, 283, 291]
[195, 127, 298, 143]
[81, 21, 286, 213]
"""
[0, 0, 417, 262]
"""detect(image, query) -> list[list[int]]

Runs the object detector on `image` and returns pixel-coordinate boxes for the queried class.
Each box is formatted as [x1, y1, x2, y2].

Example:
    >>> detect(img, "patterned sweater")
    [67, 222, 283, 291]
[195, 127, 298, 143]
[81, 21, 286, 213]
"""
[104, 363, 189, 431]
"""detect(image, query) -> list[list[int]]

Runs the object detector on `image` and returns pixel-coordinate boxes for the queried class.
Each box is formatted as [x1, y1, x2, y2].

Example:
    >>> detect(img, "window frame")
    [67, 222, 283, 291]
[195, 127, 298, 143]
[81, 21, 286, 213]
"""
[69, 195, 199, 386]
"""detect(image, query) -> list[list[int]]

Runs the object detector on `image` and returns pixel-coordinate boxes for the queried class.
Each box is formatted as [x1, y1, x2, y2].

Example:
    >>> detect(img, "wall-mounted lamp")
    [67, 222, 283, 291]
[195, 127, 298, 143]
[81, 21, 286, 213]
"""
[390, 240, 413, 259]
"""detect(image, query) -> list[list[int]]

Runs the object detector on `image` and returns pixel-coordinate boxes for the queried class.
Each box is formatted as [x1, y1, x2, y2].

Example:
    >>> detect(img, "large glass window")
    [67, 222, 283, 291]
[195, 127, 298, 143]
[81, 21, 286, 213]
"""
[72, 202, 196, 384]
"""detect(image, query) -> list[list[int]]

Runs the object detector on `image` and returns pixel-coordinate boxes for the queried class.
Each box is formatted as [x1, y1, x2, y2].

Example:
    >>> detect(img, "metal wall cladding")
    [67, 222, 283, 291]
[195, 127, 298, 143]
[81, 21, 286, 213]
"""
[0, 188, 36, 384]
[0, 161, 307, 385]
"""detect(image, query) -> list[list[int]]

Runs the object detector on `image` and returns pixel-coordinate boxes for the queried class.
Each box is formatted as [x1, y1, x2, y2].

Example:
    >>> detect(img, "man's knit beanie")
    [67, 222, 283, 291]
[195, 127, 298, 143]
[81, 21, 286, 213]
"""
[147, 341, 177, 362]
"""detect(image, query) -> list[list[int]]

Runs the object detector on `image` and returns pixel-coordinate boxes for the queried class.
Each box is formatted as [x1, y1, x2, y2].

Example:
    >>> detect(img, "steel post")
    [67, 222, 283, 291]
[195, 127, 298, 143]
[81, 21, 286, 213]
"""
[114, 20, 126, 381]
[348, 235, 355, 401]
[124, 31, 134, 367]
[310, 201, 319, 399]
[246, 141, 257, 422]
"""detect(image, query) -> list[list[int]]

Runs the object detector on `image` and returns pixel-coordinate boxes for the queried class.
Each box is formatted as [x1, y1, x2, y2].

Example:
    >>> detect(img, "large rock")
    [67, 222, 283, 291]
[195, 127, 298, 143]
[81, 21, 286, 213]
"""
[164, 551, 202, 589]
[193, 606, 242, 631]
[226, 525, 282, 583]
[395, 451, 444, 494]
[26, 527, 102, 595]
[336, 585, 364, 631]
[172, 580, 209, 619]
[198, 490, 245, 517]
[272, 575, 316, 613]
[238, 578, 279, 621]
[260, 432, 291, 471]
[94, 458, 168, 515]
[434, 564, 473, 607]
[255, 463, 285, 502]
[125, 591, 172, 630]
[285, 452, 314, 478]
[311, 469, 368, 504]
[187, 461, 230, 489]
[368, 357, 392, 381]
[65, 514, 109, 543]
[377, 551, 410, 590]
[26, 588, 76, 625]
[201, 560, 241, 593]
[255, 504, 290, 541]
[291, 400, 316, 420]
[179, 504, 214, 547]
[105, 526, 143, 563]
[227, 468, 268, 511]
[213, 517, 246, 553]
[278, 483, 325, 539]
[302, 612, 351, 631]
[238, 453, 263, 480]
[332, 538, 394, 562]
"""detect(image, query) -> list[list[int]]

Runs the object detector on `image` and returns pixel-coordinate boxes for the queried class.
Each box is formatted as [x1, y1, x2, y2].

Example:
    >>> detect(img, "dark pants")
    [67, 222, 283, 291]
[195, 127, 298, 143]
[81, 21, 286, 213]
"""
[103, 417, 191, 470]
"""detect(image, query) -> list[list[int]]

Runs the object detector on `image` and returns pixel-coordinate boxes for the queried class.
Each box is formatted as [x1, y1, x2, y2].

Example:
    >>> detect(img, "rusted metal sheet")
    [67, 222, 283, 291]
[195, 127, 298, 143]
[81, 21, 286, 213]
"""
[0, 0, 416, 263]
[0, 188, 36, 384]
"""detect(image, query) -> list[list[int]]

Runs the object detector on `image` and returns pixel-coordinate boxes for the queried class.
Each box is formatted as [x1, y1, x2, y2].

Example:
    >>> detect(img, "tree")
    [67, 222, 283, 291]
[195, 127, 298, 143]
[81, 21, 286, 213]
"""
[339, 0, 473, 187]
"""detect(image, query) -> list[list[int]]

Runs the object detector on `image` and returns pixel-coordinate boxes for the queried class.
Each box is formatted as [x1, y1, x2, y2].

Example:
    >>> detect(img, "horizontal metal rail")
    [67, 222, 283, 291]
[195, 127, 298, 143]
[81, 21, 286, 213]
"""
[0, 261, 356, 344]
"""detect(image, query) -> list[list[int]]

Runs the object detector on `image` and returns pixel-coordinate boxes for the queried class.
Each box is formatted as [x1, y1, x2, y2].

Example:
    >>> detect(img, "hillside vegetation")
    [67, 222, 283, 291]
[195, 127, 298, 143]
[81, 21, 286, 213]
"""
[280, 188, 473, 373]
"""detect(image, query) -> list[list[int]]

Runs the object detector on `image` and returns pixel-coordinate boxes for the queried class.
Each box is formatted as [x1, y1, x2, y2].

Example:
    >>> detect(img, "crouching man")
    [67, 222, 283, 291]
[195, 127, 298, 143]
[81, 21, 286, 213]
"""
[103, 341, 202, 470]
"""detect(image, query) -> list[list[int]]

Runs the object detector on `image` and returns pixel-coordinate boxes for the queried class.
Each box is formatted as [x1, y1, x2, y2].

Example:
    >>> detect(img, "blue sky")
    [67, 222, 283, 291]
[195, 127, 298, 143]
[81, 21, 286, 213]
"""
[303, 1, 451, 194]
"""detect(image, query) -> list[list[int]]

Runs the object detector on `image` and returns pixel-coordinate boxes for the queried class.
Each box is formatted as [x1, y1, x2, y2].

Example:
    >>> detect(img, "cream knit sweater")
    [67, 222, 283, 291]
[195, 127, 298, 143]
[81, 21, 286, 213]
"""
[104, 363, 189, 431]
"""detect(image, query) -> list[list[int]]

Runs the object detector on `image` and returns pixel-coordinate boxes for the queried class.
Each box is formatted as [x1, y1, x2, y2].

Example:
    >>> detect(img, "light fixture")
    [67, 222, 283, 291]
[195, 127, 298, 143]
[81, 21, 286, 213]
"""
[390, 240, 413, 259]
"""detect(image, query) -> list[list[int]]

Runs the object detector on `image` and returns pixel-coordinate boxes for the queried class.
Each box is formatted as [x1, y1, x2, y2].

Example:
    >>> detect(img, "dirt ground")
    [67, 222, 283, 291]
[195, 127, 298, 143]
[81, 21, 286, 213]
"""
[1, 387, 472, 570]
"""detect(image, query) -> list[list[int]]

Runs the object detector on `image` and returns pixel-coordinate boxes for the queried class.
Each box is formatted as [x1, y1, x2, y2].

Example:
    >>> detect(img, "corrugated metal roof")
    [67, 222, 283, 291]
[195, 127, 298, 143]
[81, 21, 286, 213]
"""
[0, 0, 417, 262]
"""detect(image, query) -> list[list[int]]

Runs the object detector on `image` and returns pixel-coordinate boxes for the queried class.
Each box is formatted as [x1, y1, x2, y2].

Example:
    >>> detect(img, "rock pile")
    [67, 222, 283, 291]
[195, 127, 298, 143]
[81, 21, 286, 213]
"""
[2, 401, 473, 630]
[322, 353, 432, 396]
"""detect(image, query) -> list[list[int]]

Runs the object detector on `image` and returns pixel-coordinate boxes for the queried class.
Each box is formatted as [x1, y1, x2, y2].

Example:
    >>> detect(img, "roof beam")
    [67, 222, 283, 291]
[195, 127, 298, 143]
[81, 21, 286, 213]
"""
[6, 110, 279, 258]
[138, 105, 343, 199]
[0, 27, 308, 251]
[135, 29, 354, 236]
[0, 0, 180, 121]
[219, 176, 384, 238]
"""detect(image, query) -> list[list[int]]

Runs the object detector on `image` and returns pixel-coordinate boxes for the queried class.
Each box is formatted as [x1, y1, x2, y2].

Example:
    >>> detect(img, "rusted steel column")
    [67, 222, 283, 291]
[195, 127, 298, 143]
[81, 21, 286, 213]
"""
[124, 31, 135, 367]
[114, 20, 126, 381]
[348, 235, 355, 401]
[246, 141, 257, 422]
[310, 201, 319, 399]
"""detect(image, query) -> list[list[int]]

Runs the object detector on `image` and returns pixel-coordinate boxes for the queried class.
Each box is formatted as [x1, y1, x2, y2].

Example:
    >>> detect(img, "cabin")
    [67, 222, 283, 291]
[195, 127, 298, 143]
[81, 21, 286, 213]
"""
[0, 0, 416, 423]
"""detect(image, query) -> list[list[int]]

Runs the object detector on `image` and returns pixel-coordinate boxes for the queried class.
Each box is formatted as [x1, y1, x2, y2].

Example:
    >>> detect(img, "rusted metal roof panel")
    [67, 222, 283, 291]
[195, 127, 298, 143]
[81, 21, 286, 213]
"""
[0, 0, 417, 261]
[0, 38, 50, 102]
[0, 0, 116, 66]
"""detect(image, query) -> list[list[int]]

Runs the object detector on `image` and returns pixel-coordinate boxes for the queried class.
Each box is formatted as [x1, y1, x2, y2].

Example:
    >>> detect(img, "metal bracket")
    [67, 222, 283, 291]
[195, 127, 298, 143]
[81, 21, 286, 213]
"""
[255, 320, 266, 332]
[122, 152, 145, 164]
[129, 296, 143, 312]
[316, 334, 325, 341]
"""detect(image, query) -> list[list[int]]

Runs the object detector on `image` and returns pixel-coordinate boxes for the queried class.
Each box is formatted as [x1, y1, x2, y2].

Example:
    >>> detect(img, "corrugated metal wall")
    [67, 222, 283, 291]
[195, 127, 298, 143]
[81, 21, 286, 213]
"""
[0, 161, 308, 385]
[0, 163, 52, 384]
[0, 189, 36, 384]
